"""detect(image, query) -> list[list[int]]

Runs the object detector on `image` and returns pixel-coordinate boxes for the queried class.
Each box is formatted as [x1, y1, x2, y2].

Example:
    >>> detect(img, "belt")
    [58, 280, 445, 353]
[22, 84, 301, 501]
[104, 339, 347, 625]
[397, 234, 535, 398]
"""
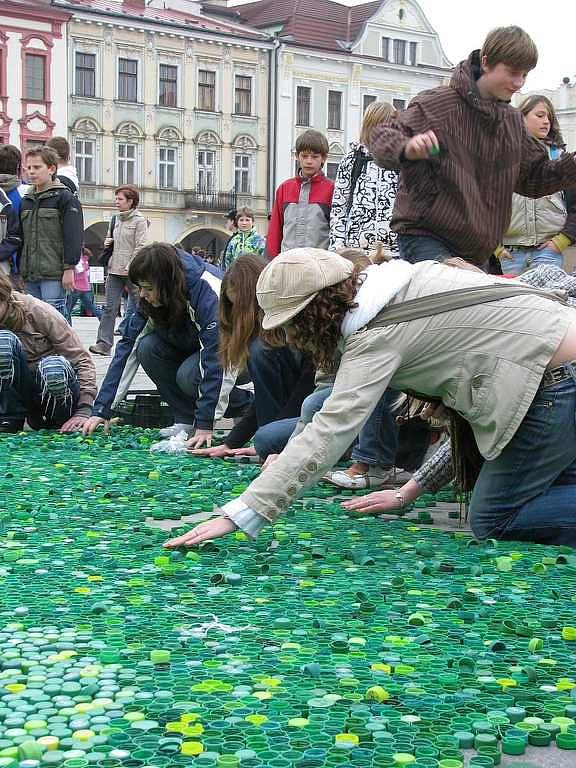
[541, 359, 576, 388]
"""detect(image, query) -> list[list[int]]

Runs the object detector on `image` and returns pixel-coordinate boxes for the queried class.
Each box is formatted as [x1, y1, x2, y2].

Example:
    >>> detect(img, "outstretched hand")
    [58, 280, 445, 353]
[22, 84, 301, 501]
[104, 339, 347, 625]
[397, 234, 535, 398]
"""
[163, 516, 238, 548]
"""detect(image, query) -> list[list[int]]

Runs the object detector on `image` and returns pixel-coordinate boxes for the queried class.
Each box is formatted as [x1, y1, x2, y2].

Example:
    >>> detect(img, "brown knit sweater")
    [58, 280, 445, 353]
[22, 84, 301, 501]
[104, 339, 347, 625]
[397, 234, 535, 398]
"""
[369, 51, 576, 266]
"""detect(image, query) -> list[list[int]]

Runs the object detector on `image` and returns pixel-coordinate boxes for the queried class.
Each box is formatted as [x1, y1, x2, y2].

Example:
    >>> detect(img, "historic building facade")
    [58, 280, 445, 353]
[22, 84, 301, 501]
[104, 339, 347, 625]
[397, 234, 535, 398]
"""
[51, 0, 272, 257]
[228, 0, 452, 189]
[0, 0, 70, 148]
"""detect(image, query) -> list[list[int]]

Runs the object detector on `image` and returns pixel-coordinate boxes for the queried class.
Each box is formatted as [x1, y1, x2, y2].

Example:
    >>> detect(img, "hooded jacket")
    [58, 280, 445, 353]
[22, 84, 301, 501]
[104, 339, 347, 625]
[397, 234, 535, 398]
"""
[19, 181, 83, 280]
[92, 250, 236, 428]
[368, 51, 576, 266]
[329, 142, 397, 253]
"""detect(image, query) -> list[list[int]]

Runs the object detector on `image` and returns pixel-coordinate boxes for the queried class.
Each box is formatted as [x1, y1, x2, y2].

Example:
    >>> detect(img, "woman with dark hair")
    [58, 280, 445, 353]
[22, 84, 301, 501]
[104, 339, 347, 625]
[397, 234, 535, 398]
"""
[190, 253, 315, 460]
[82, 243, 251, 446]
[166, 247, 576, 549]
[0, 272, 96, 433]
[90, 185, 148, 356]
[499, 95, 576, 275]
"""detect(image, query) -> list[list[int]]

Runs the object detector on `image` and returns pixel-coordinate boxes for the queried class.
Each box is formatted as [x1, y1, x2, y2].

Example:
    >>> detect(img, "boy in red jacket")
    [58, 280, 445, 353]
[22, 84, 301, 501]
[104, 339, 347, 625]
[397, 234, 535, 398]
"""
[265, 130, 334, 259]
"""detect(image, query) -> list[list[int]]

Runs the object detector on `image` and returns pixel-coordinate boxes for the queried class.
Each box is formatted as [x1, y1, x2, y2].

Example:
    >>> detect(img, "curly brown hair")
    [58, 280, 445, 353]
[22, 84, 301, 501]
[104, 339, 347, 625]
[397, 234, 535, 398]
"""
[286, 265, 363, 371]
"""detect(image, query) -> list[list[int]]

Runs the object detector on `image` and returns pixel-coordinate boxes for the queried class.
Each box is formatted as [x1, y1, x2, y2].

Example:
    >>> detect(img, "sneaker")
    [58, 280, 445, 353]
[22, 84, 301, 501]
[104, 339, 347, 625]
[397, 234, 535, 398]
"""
[323, 466, 405, 491]
[89, 342, 111, 356]
[159, 423, 195, 438]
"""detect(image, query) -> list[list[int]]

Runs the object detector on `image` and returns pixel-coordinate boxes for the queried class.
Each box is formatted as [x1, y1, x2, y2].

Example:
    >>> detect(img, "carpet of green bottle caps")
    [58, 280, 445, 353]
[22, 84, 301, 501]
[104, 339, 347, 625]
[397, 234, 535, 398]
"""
[2, 428, 576, 768]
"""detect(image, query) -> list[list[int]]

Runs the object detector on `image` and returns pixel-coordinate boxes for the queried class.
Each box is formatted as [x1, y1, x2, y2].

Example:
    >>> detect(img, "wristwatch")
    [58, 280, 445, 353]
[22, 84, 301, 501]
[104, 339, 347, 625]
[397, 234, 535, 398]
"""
[394, 491, 405, 509]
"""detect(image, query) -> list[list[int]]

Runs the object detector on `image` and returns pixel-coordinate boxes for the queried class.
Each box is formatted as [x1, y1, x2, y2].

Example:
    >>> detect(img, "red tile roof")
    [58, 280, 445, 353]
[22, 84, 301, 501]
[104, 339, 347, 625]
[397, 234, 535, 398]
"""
[53, 0, 270, 41]
[234, 0, 384, 52]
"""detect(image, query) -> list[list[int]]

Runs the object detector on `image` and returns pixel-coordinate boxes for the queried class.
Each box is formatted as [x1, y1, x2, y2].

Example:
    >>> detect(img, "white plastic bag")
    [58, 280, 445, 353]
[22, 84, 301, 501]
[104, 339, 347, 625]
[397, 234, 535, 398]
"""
[150, 430, 189, 454]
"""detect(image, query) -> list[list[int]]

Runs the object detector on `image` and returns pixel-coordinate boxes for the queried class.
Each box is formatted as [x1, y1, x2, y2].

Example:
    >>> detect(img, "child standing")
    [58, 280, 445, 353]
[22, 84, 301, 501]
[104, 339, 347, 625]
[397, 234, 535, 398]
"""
[19, 146, 83, 318]
[221, 207, 265, 271]
[265, 130, 334, 259]
[67, 247, 102, 322]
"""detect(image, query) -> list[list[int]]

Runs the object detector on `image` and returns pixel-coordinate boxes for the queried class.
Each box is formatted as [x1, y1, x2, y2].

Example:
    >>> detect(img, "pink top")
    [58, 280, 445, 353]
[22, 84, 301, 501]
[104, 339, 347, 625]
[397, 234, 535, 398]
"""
[74, 252, 91, 292]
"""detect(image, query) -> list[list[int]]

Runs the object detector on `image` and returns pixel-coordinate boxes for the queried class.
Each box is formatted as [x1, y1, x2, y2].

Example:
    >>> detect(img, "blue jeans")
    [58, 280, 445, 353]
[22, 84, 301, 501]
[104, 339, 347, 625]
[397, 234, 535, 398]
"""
[470, 371, 576, 547]
[137, 331, 252, 425]
[0, 330, 79, 428]
[502, 246, 563, 276]
[397, 234, 453, 263]
[253, 386, 331, 458]
[67, 290, 102, 321]
[25, 279, 68, 320]
[254, 386, 398, 467]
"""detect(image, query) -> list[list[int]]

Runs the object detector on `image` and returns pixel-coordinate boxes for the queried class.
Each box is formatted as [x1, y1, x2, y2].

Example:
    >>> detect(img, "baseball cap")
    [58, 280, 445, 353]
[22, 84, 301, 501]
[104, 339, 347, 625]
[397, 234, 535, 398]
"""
[257, 248, 354, 330]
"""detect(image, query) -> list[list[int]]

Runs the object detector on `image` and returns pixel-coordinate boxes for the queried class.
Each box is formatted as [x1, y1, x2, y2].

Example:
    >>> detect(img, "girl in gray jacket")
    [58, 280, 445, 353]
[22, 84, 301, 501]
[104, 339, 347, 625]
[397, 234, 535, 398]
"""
[165, 249, 576, 549]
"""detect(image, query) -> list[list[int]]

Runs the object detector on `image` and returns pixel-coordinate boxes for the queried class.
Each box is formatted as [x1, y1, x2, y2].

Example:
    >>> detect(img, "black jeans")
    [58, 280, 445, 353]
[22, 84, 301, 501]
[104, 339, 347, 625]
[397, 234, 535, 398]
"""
[136, 330, 251, 425]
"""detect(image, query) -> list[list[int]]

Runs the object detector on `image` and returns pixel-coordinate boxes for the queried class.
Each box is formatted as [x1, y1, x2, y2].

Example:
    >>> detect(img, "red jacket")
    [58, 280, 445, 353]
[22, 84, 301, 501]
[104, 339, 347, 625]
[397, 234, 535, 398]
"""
[265, 172, 334, 258]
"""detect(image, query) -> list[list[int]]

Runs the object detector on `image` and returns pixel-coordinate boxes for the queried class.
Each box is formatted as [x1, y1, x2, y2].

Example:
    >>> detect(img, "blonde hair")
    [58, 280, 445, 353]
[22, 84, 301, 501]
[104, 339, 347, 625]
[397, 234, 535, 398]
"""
[360, 101, 395, 146]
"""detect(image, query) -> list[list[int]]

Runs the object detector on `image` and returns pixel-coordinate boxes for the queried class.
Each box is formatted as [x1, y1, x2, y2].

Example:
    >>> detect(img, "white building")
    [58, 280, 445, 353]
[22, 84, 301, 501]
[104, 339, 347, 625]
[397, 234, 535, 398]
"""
[205, 0, 452, 196]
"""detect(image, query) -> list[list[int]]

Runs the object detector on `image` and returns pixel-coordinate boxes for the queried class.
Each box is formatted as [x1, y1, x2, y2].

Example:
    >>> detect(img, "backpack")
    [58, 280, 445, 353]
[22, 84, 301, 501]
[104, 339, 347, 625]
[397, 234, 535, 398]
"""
[345, 147, 370, 216]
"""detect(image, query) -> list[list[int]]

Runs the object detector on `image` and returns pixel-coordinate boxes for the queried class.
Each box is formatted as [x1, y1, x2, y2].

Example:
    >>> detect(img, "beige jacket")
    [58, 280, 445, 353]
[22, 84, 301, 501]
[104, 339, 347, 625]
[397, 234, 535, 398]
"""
[108, 209, 148, 276]
[11, 292, 97, 413]
[239, 261, 574, 524]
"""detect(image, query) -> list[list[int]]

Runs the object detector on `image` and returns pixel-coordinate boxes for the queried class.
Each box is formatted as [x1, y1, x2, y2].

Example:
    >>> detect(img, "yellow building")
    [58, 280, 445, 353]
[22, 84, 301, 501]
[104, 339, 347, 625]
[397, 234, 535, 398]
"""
[52, 0, 273, 259]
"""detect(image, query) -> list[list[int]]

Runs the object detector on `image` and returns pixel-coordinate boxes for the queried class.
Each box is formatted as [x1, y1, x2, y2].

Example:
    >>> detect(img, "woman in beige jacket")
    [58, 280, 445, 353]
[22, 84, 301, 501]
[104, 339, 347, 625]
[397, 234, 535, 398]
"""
[165, 248, 576, 549]
[0, 272, 96, 432]
[90, 185, 148, 355]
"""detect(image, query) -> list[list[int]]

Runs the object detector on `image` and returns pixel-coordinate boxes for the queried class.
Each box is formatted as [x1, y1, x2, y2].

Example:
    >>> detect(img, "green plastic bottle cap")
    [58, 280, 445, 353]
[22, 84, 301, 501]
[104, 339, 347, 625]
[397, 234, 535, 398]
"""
[502, 737, 525, 755]
[557, 732, 576, 749]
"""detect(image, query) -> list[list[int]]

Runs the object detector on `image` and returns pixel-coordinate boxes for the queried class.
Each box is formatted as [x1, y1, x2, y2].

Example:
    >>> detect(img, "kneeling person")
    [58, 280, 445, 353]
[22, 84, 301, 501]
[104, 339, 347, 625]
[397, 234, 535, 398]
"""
[83, 243, 251, 446]
[0, 272, 96, 432]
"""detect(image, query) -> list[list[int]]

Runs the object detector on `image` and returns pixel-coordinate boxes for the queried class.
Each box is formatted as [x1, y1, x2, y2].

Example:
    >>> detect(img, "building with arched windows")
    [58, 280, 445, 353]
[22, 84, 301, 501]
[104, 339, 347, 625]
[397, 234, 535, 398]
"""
[51, 0, 272, 260]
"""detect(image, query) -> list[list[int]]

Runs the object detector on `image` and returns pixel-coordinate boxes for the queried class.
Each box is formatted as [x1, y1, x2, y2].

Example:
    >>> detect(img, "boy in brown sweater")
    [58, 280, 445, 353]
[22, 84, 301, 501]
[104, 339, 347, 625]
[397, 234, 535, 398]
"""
[368, 26, 576, 268]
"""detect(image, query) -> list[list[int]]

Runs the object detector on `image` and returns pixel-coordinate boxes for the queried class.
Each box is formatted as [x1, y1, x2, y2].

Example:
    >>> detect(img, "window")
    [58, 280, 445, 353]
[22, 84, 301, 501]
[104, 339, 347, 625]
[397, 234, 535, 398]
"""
[25, 54, 45, 101]
[117, 142, 136, 184]
[158, 147, 176, 188]
[296, 86, 311, 126]
[234, 75, 252, 116]
[409, 42, 418, 66]
[75, 139, 94, 183]
[381, 37, 391, 62]
[328, 90, 342, 130]
[159, 64, 177, 107]
[234, 153, 251, 194]
[118, 58, 138, 102]
[198, 70, 216, 111]
[197, 149, 215, 192]
[75, 53, 96, 97]
[393, 98, 406, 111]
[326, 162, 339, 181]
[363, 94, 377, 112]
[393, 39, 406, 65]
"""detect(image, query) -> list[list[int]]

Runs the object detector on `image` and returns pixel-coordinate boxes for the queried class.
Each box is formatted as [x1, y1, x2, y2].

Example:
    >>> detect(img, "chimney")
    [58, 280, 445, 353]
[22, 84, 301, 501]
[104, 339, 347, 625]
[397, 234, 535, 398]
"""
[123, 0, 146, 9]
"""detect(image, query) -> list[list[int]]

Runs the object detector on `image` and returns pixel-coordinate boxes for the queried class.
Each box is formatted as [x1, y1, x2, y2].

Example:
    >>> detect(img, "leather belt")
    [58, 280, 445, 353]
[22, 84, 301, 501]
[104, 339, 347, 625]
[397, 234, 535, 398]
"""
[541, 359, 576, 388]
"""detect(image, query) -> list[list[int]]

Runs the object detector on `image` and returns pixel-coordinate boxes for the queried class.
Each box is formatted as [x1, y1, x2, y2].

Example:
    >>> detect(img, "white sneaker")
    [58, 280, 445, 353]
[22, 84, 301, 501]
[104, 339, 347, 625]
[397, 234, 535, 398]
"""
[323, 466, 406, 490]
[159, 423, 194, 438]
